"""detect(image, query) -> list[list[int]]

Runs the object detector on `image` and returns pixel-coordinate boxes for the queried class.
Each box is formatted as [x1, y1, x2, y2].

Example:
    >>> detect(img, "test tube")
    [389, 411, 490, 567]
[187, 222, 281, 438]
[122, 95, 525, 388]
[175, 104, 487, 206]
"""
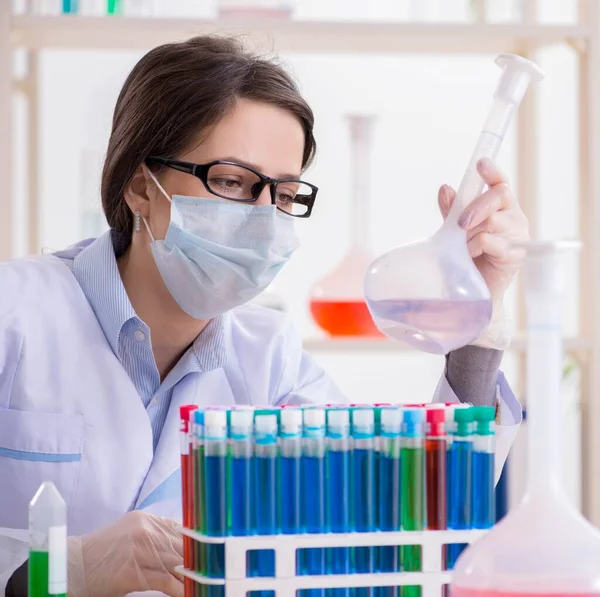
[471, 406, 496, 529]
[230, 409, 254, 536]
[326, 408, 351, 597]
[377, 407, 402, 597]
[28, 482, 67, 597]
[253, 414, 278, 590]
[193, 409, 206, 582]
[400, 408, 426, 597]
[352, 407, 375, 597]
[204, 410, 228, 597]
[446, 407, 474, 570]
[180, 405, 197, 596]
[280, 408, 303, 535]
[301, 407, 326, 597]
[426, 407, 447, 531]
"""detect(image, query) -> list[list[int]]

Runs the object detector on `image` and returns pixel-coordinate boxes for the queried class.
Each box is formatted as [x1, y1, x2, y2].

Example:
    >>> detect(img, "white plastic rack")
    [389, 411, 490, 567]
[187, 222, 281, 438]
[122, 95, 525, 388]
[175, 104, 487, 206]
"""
[177, 527, 487, 597]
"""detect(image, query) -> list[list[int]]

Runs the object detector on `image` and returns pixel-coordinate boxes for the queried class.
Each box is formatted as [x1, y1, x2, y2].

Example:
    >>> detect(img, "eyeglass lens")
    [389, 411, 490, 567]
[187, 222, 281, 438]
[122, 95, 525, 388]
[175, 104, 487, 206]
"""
[206, 163, 312, 216]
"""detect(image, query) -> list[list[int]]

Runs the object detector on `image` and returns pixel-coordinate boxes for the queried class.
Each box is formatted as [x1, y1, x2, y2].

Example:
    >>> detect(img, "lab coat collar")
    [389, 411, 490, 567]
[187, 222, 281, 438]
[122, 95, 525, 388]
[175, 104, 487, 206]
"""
[71, 231, 137, 359]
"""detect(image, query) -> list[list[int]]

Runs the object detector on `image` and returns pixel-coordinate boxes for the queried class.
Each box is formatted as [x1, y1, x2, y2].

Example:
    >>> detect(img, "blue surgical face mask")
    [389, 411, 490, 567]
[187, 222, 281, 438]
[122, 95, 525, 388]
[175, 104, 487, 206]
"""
[144, 169, 299, 319]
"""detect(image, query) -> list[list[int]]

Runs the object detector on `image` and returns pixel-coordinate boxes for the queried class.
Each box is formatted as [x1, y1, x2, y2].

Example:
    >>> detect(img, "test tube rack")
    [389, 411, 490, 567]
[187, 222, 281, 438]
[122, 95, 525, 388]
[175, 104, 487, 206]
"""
[176, 527, 487, 597]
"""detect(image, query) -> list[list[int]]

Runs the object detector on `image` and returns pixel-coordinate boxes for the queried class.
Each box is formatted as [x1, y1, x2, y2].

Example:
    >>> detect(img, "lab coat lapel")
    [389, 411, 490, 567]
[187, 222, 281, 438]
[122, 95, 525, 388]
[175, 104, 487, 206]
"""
[135, 368, 235, 510]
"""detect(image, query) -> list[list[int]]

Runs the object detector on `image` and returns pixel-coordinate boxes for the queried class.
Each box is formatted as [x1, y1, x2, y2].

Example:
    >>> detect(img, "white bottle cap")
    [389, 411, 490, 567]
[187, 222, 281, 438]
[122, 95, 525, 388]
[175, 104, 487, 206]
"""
[230, 409, 254, 429]
[304, 408, 325, 428]
[281, 408, 302, 433]
[352, 408, 374, 427]
[255, 414, 278, 434]
[204, 409, 227, 428]
[381, 407, 402, 430]
[327, 409, 350, 428]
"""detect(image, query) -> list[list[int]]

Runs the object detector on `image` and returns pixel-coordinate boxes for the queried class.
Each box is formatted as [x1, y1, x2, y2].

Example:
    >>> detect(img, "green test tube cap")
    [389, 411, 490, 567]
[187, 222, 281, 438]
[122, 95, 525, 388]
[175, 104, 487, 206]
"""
[472, 405, 495, 435]
[453, 406, 474, 436]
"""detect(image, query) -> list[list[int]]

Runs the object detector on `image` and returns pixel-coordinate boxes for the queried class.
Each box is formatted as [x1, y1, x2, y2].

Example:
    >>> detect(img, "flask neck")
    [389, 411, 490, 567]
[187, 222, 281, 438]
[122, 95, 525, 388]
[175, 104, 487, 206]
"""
[348, 116, 374, 250]
[525, 301, 563, 493]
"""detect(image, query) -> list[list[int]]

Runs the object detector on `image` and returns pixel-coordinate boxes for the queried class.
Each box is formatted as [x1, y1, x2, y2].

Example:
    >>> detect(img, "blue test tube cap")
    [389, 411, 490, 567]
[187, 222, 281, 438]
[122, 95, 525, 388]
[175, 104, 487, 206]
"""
[193, 409, 204, 425]
[402, 408, 425, 438]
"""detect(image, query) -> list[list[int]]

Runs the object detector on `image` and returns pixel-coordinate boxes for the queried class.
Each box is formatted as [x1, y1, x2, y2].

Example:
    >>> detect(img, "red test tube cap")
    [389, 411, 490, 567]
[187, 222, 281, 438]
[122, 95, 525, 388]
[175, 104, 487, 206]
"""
[426, 407, 446, 437]
[179, 405, 198, 432]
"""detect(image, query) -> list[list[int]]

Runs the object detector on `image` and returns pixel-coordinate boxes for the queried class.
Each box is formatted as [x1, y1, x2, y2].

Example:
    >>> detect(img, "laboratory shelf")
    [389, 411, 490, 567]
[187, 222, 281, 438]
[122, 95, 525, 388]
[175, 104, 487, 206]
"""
[9, 16, 590, 54]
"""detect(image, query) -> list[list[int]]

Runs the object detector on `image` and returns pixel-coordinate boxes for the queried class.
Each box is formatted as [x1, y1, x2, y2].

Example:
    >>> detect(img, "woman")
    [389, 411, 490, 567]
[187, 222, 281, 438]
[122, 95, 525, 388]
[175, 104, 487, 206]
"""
[0, 36, 525, 597]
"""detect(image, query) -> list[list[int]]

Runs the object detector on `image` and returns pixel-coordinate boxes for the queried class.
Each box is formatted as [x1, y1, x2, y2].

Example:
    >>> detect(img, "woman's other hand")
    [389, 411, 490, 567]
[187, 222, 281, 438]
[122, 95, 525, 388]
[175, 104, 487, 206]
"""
[67, 510, 184, 597]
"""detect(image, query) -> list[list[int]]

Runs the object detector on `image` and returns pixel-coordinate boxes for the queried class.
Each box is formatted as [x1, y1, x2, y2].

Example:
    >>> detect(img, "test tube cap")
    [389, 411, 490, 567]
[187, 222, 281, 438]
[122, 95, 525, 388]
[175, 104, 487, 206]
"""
[281, 408, 303, 435]
[472, 405, 496, 435]
[230, 408, 254, 429]
[454, 405, 475, 436]
[327, 408, 350, 429]
[426, 407, 446, 437]
[255, 413, 278, 432]
[352, 407, 374, 426]
[402, 408, 425, 438]
[304, 407, 325, 427]
[179, 405, 198, 421]
[381, 407, 402, 434]
[193, 409, 204, 425]
[204, 409, 227, 428]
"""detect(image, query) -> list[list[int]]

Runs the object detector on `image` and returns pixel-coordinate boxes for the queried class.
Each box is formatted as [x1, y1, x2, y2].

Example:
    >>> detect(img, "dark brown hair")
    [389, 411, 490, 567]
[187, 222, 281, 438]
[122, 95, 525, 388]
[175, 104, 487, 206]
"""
[101, 35, 316, 236]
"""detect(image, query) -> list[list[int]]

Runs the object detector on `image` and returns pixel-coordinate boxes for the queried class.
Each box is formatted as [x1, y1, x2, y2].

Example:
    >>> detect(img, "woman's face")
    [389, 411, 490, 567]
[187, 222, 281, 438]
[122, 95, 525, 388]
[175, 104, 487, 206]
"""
[143, 98, 306, 241]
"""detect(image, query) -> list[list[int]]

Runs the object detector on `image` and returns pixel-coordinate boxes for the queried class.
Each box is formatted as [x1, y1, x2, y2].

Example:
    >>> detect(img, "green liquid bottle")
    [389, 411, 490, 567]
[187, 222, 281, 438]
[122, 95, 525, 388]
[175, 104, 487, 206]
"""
[28, 482, 68, 597]
[107, 0, 123, 15]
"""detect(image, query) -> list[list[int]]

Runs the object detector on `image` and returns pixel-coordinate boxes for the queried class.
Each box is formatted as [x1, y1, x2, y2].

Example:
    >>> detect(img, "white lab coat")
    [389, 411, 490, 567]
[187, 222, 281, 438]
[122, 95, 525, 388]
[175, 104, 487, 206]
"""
[0, 252, 521, 594]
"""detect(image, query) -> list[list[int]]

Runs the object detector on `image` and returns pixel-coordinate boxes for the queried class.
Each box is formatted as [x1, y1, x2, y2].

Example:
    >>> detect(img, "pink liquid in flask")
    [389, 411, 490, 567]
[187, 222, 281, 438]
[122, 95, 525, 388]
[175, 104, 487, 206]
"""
[366, 298, 492, 353]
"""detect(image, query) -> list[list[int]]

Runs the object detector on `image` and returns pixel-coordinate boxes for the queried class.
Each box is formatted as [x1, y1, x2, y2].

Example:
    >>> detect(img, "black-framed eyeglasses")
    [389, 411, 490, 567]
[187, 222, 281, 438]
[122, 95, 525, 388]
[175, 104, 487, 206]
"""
[146, 157, 318, 218]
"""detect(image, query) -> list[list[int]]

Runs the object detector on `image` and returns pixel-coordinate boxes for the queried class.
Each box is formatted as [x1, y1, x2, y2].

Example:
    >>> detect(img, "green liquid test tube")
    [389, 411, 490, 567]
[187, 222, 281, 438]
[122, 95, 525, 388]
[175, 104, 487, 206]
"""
[29, 482, 67, 597]
[400, 409, 426, 597]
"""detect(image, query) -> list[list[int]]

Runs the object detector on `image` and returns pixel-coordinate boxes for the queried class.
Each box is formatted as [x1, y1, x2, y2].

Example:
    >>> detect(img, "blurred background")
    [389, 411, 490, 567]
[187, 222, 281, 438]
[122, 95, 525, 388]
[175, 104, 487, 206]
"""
[1, 0, 595, 521]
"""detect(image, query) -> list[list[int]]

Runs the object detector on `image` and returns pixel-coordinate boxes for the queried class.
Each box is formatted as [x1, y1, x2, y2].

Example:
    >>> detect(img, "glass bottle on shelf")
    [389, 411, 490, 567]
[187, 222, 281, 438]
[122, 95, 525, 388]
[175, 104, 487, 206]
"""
[309, 115, 382, 338]
[218, 0, 296, 18]
[62, 0, 78, 13]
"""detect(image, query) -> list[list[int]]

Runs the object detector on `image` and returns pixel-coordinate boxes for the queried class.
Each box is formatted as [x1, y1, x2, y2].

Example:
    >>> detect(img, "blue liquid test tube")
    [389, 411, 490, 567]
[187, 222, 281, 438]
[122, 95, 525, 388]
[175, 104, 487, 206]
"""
[377, 407, 402, 597]
[253, 414, 278, 596]
[446, 406, 474, 570]
[204, 410, 228, 597]
[326, 408, 351, 597]
[301, 407, 326, 597]
[280, 408, 302, 536]
[230, 410, 254, 537]
[351, 407, 375, 597]
[471, 406, 496, 529]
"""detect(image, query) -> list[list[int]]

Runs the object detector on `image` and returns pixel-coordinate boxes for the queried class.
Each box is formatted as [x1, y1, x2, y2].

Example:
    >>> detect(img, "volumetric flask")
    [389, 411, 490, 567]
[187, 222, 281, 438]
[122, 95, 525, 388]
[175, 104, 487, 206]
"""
[310, 115, 382, 337]
[364, 54, 543, 354]
[451, 240, 600, 597]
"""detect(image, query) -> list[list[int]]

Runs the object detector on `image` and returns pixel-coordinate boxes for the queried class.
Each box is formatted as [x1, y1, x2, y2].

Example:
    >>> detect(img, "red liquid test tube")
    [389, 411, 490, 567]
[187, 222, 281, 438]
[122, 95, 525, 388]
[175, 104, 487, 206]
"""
[426, 407, 447, 531]
[180, 405, 198, 597]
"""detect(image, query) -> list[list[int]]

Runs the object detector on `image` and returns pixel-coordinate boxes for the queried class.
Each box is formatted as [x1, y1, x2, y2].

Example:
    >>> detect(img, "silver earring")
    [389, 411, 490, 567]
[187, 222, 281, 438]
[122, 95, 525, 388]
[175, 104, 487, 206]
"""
[134, 211, 141, 233]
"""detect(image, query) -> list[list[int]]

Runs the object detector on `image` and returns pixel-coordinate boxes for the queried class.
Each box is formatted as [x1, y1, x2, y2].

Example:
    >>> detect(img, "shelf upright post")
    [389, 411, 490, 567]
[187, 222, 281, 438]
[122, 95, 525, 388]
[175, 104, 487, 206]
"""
[578, 0, 600, 526]
[0, 2, 13, 260]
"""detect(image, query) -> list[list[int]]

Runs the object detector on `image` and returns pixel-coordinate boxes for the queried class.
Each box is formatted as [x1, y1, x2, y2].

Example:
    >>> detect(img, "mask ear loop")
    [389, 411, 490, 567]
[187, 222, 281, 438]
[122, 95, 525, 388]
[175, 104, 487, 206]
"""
[142, 165, 173, 243]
